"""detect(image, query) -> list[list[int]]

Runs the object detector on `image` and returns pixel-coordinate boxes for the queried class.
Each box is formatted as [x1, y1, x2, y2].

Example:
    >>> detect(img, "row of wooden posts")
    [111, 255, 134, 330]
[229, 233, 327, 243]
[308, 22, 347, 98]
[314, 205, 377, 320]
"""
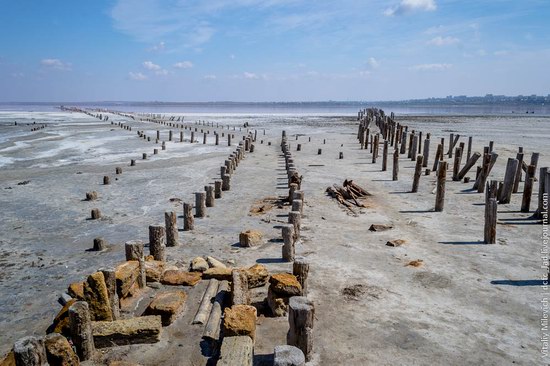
[356, 108, 548, 244]
[280, 130, 315, 362]
[6, 113, 260, 364]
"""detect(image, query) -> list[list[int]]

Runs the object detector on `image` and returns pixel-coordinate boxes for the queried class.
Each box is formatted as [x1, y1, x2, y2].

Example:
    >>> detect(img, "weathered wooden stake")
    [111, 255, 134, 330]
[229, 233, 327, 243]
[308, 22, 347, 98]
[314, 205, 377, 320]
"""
[287, 296, 315, 362]
[392, 149, 399, 181]
[205, 185, 215, 207]
[13, 336, 46, 366]
[484, 197, 497, 244]
[93, 237, 106, 251]
[222, 174, 231, 191]
[125, 240, 144, 260]
[183, 203, 194, 231]
[214, 180, 222, 198]
[195, 192, 206, 218]
[69, 301, 95, 361]
[411, 155, 423, 193]
[149, 225, 166, 261]
[435, 161, 447, 212]
[521, 165, 536, 212]
[282, 225, 295, 262]
[513, 152, 524, 193]
[422, 139, 430, 167]
[165, 211, 179, 247]
[499, 158, 519, 204]
[293, 257, 310, 295]
[457, 152, 481, 181]
[382, 141, 388, 171]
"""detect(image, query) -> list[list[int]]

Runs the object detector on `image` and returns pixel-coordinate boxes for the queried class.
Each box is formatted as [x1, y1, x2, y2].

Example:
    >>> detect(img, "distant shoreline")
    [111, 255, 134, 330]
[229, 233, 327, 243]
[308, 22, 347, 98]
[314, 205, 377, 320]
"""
[1, 101, 549, 116]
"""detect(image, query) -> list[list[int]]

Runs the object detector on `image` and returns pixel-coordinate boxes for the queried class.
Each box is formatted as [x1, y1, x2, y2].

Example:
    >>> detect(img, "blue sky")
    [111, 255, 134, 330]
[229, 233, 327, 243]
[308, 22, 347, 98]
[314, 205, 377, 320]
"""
[0, 0, 549, 102]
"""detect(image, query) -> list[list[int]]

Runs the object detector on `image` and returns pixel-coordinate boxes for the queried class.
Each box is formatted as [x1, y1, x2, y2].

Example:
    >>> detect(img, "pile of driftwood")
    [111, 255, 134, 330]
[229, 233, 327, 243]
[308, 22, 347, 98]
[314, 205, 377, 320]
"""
[326, 180, 371, 214]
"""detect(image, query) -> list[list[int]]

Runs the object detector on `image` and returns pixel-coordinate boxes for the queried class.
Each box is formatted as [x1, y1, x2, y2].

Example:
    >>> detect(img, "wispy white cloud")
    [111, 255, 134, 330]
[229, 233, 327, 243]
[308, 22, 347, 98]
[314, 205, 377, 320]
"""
[384, 0, 437, 16]
[111, 0, 216, 47]
[129, 72, 147, 80]
[367, 57, 380, 69]
[155, 69, 169, 76]
[410, 63, 452, 71]
[143, 61, 161, 71]
[40, 58, 72, 71]
[147, 41, 165, 52]
[203, 74, 217, 80]
[427, 36, 459, 46]
[243, 72, 259, 79]
[173, 61, 193, 69]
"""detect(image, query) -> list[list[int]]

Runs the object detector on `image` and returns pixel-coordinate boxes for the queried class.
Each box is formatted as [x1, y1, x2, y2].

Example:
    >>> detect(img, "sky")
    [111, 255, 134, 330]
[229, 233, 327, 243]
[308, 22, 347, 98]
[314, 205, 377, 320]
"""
[0, 0, 549, 102]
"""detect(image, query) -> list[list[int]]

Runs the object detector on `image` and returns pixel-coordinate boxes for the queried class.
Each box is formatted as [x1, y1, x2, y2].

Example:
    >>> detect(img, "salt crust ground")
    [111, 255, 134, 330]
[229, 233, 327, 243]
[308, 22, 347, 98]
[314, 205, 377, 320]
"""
[0, 111, 548, 365]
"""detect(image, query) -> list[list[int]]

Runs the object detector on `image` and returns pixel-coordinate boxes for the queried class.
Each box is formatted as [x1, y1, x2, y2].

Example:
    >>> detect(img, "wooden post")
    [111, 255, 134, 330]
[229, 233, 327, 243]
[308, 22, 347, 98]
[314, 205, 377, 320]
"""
[382, 140, 388, 171]
[411, 155, 423, 193]
[183, 203, 194, 231]
[372, 134, 380, 164]
[90, 208, 101, 220]
[93, 237, 106, 251]
[484, 198, 497, 244]
[205, 185, 215, 207]
[222, 174, 231, 191]
[288, 211, 301, 241]
[180, 131, 184, 142]
[293, 257, 310, 296]
[214, 180, 222, 198]
[287, 296, 314, 362]
[432, 143, 443, 172]
[195, 192, 206, 218]
[422, 139, 430, 168]
[457, 152, 481, 180]
[130, 159, 136, 166]
[476, 152, 499, 193]
[498, 158, 519, 204]
[228, 134, 231, 146]
[13, 336, 46, 366]
[292, 199, 303, 215]
[467, 136, 473, 161]
[165, 211, 178, 247]
[282, 225, 295, 262]
[69, 301, 95, 361]
[125, 240, 144, 260]
[513, 152, 524, 193]
[149, 225, 166, 261]
[142, 153, 147, 159]
[392, 149, 399, 181]
[100, 267, 121, 318]
[535, 167, 549, 218]
[435, 161, 447, 212]
[521, 165, 536, 212]
[410, 135, 418, 161]
[103, 176, 110, 185]
[452, 147, 463, 181]
[169, 130, 173, 141]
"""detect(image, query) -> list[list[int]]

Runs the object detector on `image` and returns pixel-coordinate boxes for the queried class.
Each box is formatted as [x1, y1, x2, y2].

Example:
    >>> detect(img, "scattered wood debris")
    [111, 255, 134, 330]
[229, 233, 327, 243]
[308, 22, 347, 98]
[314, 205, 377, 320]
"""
[369, 224, 393, 232]
[386, 239, 406, 247]
[326, 179, 371, 214]
[249, 197, 286, 215]
[406, 259, 424, 267]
